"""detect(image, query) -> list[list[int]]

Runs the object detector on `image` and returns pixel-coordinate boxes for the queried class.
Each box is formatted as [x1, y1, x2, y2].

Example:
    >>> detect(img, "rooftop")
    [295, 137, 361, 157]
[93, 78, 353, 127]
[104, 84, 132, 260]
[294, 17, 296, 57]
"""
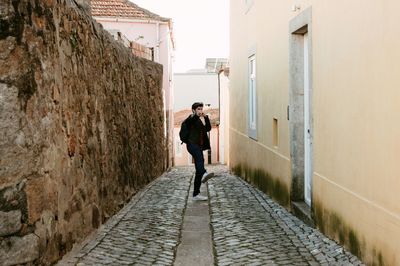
[91, 0, 171, 22]
[205, 58, 229, 73]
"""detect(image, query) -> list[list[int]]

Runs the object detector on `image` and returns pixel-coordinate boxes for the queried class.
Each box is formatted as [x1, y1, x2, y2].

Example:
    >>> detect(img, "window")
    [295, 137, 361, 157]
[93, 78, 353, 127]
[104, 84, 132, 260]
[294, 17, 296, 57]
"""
[273, 118, 279, 147]
[248, 55, 257, 139]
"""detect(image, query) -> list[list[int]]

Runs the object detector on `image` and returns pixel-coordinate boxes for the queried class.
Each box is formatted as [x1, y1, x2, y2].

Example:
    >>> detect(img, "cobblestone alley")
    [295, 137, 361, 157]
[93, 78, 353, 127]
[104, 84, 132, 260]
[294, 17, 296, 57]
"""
[58, 165, 364, 266]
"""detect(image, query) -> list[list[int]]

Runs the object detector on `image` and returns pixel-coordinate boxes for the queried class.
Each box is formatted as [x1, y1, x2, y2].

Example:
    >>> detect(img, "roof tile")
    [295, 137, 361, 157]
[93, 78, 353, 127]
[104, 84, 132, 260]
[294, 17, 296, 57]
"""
[91, 0, 170, 22]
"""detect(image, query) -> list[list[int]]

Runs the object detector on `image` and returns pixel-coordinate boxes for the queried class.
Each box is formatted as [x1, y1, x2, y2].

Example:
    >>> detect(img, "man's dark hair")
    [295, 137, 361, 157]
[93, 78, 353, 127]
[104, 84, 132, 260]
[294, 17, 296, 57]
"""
[191, 102, 204, 110]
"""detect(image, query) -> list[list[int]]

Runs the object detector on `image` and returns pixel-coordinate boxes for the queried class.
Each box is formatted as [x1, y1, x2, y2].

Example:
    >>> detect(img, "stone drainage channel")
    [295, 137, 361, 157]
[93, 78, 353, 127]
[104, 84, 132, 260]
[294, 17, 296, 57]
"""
[57, 165, 364, 266]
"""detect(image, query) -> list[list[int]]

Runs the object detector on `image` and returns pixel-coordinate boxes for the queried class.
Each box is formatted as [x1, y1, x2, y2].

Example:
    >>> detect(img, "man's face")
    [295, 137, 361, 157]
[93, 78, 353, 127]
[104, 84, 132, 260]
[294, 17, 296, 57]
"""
[195, 106, 203, 116]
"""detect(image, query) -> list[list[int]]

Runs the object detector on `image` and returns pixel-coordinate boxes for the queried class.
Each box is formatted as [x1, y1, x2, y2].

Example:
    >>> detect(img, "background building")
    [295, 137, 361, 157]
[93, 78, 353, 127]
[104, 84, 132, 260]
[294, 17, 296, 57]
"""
[173, 59, 229, 166]
[173, 71, 219, 113]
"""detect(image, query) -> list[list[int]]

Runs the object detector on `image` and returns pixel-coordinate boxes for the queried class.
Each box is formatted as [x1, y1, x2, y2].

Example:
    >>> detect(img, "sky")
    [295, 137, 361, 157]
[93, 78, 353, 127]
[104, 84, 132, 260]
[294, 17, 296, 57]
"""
[132, 0, 230, 73]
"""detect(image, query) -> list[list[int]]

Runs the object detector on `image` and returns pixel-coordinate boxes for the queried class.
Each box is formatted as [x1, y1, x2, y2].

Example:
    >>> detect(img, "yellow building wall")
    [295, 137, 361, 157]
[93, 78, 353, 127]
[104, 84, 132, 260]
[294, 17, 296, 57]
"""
[229, 0, 294, 206]
[230, 0, 400, 265]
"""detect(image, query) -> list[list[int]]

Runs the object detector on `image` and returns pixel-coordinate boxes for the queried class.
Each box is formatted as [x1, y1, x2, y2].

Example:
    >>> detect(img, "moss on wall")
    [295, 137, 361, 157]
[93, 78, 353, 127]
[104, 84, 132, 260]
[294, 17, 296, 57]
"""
[314, 201, 386, 266]
[232, 163, 290, 208]
[232, 163, 387, 266]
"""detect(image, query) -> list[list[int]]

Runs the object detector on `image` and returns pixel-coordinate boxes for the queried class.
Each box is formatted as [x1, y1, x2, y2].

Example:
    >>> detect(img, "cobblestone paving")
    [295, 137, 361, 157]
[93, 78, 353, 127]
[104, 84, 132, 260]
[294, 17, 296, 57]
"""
[208, 165, 364, 266]
[59, 165, 365, 266]
[58, 167, 193, 266]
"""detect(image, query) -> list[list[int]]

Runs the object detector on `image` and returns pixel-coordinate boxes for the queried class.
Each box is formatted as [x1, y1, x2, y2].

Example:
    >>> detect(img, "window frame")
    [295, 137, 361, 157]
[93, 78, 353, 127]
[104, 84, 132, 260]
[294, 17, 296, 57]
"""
[248, 53, 257, 140]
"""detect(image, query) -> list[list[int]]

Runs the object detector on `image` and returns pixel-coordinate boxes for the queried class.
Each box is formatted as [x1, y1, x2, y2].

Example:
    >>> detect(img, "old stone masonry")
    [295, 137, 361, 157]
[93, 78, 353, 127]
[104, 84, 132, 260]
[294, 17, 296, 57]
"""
[58, 166, 364, 266]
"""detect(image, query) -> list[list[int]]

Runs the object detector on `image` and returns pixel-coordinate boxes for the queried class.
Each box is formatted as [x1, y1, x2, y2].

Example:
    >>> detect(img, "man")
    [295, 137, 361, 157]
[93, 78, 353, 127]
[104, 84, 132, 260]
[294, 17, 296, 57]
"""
[185, 102, 215, 201]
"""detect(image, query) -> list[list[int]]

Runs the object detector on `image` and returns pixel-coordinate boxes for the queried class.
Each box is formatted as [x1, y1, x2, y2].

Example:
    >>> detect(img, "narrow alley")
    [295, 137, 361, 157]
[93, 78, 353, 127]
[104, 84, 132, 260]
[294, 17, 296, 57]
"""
[2, 0, 400, 265]
[58, 166, 363, 266]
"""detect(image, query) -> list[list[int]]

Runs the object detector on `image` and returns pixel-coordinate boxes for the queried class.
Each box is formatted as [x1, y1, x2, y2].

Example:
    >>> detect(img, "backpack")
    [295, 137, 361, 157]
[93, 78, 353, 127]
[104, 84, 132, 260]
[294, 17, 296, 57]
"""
[179, 116, 191, 144]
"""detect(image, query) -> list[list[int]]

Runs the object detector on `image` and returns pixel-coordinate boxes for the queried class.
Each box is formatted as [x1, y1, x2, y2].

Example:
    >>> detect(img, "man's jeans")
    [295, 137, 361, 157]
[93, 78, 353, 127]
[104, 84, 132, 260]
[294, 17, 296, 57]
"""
[186, 143, 206, 197]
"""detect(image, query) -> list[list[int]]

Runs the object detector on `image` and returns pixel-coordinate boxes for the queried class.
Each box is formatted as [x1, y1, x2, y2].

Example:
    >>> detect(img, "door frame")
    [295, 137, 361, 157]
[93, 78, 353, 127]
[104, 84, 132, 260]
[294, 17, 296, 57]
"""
[289, 7, 314, 207]
[303, 32, 312, 206]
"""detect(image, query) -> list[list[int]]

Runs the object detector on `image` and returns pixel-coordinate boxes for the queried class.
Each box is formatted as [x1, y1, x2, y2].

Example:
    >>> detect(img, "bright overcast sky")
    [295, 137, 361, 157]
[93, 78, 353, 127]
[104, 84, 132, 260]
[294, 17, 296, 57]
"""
[132, 0, 230, 73]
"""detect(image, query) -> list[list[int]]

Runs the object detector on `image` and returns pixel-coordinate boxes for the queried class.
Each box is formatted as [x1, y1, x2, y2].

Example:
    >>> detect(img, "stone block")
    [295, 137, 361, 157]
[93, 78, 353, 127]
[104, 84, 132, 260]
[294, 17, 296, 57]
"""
[0, 234, 39, 266]
[34, 210, 56, 254]
[0, 210, 22, 236]
[25, 176, 58, 224]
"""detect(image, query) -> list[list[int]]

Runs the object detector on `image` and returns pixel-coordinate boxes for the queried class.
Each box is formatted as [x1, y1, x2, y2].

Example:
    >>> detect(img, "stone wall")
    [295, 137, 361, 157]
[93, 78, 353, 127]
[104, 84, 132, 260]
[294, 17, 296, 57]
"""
[0, 0, 165, 264]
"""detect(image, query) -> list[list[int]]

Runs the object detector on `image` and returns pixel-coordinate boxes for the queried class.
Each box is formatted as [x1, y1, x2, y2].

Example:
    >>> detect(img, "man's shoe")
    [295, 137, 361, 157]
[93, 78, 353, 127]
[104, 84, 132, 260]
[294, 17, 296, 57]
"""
[192, 195, 208, 201]
[201, 172, 215, 183]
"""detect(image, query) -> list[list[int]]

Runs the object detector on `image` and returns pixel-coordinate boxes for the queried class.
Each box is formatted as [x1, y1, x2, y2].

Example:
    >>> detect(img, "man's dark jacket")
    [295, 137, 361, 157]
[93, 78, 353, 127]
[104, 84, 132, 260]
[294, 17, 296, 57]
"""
[186, 114, 212, 150]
